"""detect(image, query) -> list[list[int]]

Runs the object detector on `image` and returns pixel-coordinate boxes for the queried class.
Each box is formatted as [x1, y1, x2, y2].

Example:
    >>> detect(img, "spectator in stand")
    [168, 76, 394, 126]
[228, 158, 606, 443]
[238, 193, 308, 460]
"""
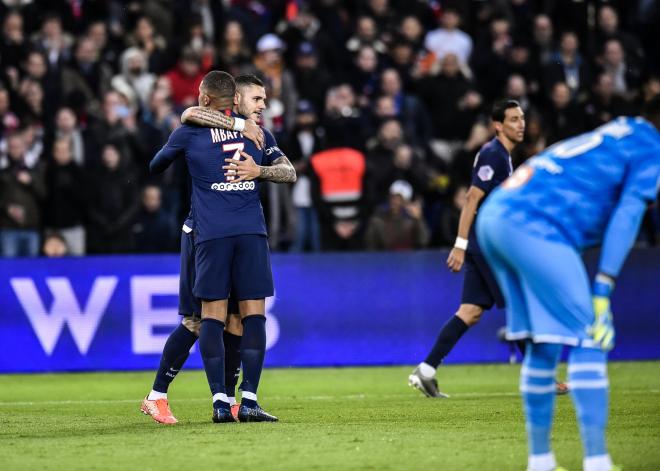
[126, 16, 169, 74]
[31, 13, 73, 69]
[164, 47, 207, 110]
[44, 136, 86, 255]
[86, 20, 121, 72]
[215, 20, 252, 78]
[346, 16, 386, 56]
[366, 119, 406, 206]
[398, 15, 425, 52]
[505, 74, 536, 117]
[543, 31, 591, 102]
[598, 39, 642, 101]
[52, 107, 84, 166]
[417, 53, 482, 164]
[584, 72, 634, 130]
[249, 33, 298, 137]
[423, 8, 472, 66]
[379, 68, 431, 149]
[321, 83, 368, 150]
[0, 131, 46, 257]
[591, 5, 644, 70]
[111, 47, 156, 110]
[133, 184, 176, 253]
[543, 81, 586, 145]
[530, 14, 555, 68]
[286, 100, 325, 253]
[1, 9, 28, 76]
[291, 41, 331, 114]
[86, 144, 139, 254]
[365, 179, 429, 251]
[310, 147, 368, 251]
[60, 36, 111, 118]
[347, 44, 381, 107]
[471, 16, 514, 102]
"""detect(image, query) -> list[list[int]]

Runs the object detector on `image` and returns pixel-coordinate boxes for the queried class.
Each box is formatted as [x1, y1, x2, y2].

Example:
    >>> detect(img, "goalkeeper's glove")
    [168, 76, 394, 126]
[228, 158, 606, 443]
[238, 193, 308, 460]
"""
[590, 274, 615, 352]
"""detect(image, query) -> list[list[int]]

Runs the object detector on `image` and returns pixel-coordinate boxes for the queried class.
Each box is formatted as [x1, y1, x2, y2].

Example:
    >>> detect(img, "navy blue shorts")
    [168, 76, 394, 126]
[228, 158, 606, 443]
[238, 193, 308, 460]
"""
[179, 230, 239, 316]
[194, 234, 273, 301]
[461, 251, 505, 309]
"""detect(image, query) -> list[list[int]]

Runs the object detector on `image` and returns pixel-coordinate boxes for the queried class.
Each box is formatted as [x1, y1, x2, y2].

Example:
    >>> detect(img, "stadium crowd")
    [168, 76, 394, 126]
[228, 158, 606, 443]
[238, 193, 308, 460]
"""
[0, 0, 659, 256]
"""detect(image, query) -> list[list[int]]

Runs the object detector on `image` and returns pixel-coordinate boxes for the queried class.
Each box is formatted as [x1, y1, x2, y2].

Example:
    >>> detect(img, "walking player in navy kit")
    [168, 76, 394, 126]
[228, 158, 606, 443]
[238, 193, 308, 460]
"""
[409, 100, 543, 397]
[150, 72, 296, 422]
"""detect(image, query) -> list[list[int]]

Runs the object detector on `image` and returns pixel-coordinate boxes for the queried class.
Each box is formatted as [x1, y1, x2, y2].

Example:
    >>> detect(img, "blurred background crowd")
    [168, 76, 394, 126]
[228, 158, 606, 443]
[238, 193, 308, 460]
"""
[0, 0, 659, 257]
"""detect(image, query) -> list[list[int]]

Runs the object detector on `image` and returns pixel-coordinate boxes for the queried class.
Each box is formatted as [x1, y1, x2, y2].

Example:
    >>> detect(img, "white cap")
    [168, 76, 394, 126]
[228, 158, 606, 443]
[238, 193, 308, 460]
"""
[256, 34, 285, 52]
[389, 180, 413, 201]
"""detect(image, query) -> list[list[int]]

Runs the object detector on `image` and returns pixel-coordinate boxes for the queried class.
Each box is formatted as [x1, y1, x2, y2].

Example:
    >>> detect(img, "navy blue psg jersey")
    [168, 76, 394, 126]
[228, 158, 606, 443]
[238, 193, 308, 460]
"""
[469, 137, 513, 252]
[150, 115, 285, 243]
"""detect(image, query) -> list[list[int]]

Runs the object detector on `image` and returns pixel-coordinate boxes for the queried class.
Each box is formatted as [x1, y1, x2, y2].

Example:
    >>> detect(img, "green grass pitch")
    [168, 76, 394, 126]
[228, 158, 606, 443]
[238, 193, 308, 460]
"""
[1, 362, 659, 470]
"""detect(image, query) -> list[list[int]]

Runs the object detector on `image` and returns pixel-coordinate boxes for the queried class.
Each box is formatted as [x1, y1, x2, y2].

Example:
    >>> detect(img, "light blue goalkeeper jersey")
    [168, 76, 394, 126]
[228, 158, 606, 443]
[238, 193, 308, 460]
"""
[483, 116, 660, 276]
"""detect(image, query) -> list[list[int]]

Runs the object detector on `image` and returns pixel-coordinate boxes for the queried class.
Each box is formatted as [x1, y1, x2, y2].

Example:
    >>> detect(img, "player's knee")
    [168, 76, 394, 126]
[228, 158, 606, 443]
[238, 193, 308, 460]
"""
[181, 316, 201, 336]
[457, 305, 484, 326]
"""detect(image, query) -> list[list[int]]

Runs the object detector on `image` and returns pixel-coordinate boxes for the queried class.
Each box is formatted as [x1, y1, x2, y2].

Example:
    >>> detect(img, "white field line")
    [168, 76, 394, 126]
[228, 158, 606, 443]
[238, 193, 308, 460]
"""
[1, 389, 658, 407]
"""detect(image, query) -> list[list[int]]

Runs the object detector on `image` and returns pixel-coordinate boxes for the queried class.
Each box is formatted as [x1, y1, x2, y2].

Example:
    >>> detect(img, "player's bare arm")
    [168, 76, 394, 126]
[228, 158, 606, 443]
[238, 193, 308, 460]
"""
[181, 106, 265, 149]
[223, 151, 297, 183]
[447, 185, 485, 272]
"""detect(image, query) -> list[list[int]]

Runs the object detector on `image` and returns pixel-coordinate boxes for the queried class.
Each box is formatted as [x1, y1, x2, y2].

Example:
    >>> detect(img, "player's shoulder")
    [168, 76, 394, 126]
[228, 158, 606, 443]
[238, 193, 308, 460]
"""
[478, 137, 506, 158]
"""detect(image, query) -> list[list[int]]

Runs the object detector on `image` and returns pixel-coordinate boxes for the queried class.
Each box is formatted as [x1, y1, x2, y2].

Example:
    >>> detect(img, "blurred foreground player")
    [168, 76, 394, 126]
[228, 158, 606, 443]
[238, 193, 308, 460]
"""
[477, 96, 660, 471]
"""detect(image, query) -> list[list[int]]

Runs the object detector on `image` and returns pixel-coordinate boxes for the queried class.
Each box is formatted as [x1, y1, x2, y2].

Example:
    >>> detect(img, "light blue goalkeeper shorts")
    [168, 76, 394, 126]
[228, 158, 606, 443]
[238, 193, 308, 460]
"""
[476, 207, 597, 347]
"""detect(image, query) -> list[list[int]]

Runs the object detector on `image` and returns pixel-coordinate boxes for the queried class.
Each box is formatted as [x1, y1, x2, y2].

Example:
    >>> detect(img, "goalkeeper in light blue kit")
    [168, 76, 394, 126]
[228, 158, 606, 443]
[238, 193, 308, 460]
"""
[476, 95, 660, 471]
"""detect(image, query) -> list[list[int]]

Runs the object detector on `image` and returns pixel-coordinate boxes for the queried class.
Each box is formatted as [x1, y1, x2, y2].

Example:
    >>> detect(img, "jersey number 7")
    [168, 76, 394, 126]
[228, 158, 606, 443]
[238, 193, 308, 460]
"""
[223, 142, 244, 181]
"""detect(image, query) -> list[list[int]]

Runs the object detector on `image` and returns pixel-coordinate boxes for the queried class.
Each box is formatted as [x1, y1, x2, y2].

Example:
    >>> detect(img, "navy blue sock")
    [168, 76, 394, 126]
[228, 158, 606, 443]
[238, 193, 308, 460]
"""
[223, 331, 242, 399]
[240, 315, 266, 407]
[424, 315, 469, 367]
[199, 318, 227, 409]
[152, 324, 198, 393]
[516, 340, 528, 357]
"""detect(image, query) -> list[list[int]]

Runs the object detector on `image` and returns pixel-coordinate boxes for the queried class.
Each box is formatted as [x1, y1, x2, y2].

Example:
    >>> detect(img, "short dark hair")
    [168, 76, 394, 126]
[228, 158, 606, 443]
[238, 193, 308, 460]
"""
[200, 70, 235, 98]
[491, 99, 521, 123]
[235, 74, 264, 90]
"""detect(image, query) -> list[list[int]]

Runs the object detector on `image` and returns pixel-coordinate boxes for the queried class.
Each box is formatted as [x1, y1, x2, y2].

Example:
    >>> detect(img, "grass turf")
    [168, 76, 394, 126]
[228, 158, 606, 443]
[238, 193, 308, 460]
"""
[1, 362, 659, 470]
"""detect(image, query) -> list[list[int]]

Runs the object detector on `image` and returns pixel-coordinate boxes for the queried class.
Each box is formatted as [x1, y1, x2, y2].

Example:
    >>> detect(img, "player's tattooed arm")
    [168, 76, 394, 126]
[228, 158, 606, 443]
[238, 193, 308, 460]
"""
[181, 107, 264, 149]
[259, 156, 297, 183]
[224, 152, 297, 183]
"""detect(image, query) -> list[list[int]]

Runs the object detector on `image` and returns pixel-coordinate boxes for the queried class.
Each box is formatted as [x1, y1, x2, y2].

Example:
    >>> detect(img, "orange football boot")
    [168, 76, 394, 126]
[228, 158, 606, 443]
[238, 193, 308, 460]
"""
[141, 397, 178, 424]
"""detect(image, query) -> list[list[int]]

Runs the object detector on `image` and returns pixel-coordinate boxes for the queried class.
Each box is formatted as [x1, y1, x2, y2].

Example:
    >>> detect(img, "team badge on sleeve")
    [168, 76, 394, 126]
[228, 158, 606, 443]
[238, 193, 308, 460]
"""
[478, 165, 494, 182]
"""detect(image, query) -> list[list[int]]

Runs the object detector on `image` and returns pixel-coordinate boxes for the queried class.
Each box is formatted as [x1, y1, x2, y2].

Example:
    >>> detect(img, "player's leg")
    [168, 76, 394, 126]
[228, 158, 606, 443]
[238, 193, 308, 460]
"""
[195, 238, 234, 423]
[141, 229, 200, 424]
[224, 305, 243, 419]
[410, 253, 492, 398]
[567, 346, 613, 471]
[233, 234, 277, 422]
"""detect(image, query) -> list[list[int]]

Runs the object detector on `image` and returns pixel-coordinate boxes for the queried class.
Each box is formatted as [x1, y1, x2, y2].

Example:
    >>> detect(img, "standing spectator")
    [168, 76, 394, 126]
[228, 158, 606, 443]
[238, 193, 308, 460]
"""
[379, 68, 431, 148]
[321, 83, 368, 150]
[60, 36, 111, 117]
[31, 13, 73, 68]
[0, 132, 46, 257]
[543, 82, 586, 145]
[347, 45, 381, 107]
[133, 184, 176, 253]
[111, 47, 156, 110]
[598, 39, 642, 100]
[41, 230, 68, 257]
[0, 87, 20, 136]
[423, 8, 472, 66]
[543, 31, 591, 101]
[126, 16, 169, 74]
[584, 72, 634, 130]
[471, 16, 514, 102]
[164, 47, 206, 109]
[1, 9, 29, 75]
[286, 100, 325, 253]
[86, 144, 139, 254]
[44, 136, 86, 255]
[530, 14, 555, 68]
[591, 5, 644, 70]
[250, 34, 298, 137]
[215, 20, 252, 77]
[365, 179, 429, 251]
[346, 16, 386, 56]
[291, 42, 331, 114]
[52, 107, 85, 165]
